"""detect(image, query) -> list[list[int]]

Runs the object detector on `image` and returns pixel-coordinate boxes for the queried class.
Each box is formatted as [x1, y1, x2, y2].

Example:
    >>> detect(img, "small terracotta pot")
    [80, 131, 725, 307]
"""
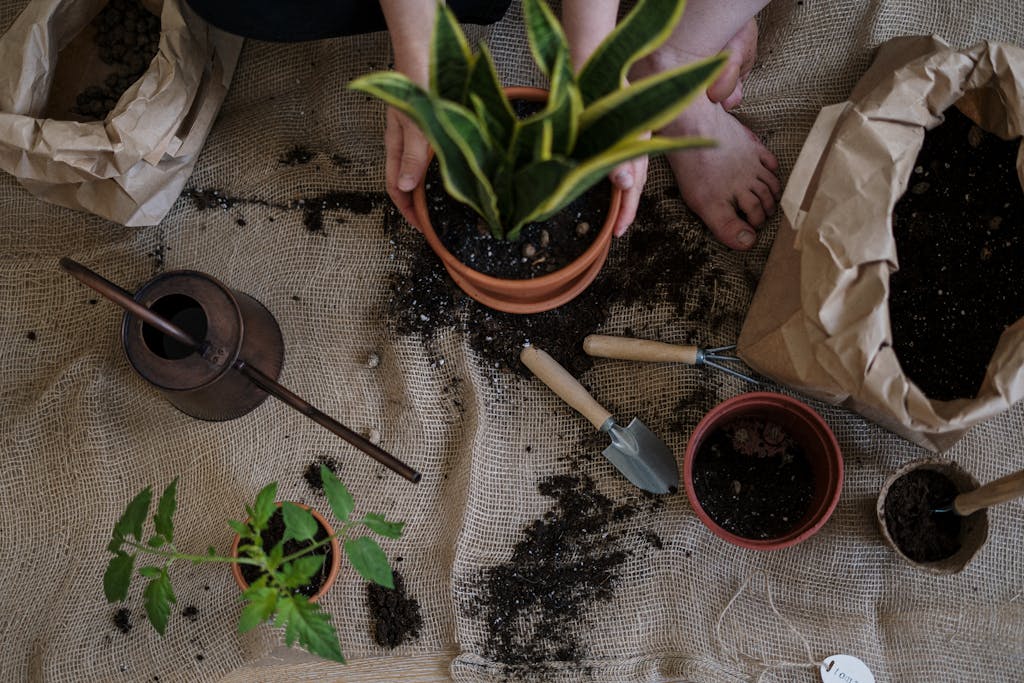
[876, 458, 988, 575]
[230, 502, 341, 603]
[412, 86, 622, 314]
[683, 392, 844, 551]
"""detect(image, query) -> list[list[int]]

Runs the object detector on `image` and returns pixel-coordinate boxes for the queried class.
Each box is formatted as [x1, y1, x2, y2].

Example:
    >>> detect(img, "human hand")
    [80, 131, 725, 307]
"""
[609, 153, 648, 237]
[384, 106, 430, 231]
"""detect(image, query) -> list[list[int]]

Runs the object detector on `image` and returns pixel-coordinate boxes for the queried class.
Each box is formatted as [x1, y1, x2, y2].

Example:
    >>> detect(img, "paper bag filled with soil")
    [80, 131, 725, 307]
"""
[0, 0, 242, 226]
[737, 36, 1024, 452]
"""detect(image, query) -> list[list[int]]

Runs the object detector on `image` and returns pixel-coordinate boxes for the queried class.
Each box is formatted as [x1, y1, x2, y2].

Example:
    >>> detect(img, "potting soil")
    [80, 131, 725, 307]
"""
[2, 1, 1023, 682]
[883, 469, 963, 563]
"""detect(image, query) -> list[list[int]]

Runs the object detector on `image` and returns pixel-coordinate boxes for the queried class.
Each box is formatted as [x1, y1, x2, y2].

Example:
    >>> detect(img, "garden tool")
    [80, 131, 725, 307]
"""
[932, 467, 1024, 515]
[519, 345, 678, 494]
[60, 257, 421, 483]
[583, 335, 759, 385]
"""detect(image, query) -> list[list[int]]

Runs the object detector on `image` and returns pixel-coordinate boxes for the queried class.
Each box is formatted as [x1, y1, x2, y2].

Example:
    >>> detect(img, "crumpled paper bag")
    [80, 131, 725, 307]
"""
[0, 0, 242, 226]
[737, 35, 1024, 452]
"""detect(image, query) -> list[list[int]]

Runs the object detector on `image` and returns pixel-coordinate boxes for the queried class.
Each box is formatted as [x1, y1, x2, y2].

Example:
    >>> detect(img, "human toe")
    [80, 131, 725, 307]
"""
[701, 201, 758, 250]
[752, 179, 777, 215]
[737, 191, 767, 227]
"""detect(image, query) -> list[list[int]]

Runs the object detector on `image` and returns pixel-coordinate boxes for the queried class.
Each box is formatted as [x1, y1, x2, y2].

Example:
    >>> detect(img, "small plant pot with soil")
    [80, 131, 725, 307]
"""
[876, 459, 988, 575]
[230, 502, 342, 603]
[683, 392, 844, 551]
[412, 87, 622, 314]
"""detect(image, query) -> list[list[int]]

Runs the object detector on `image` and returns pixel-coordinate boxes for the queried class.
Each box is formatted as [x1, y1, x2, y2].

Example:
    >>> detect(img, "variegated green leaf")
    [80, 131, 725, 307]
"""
[574, 53, 725, 160]
[578, 0, 687, 105]
[430, 3, 473, 102]
[436, 100, 502, 235]
[522, 0, 570, 78]
[466, 43, 515, 149]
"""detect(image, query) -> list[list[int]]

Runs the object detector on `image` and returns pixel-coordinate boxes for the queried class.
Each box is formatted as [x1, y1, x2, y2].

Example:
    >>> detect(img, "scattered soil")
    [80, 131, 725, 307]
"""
[183, 186, 384, 233]
[467, 473, 663, 678]
[883, 468, 962, 563]
[425, 161, 608, 279]
[180, 605, 199, 622]
[889, 105, 1024, 400]
[365, 570, 423, 648]
[691, 418, 814, 539]
[302, 455, 340, 494]
[238, 508, 334, 598]
[279, 145, 315, 166]
[74, 0, 161, 120]
[113, 607, 132, 634]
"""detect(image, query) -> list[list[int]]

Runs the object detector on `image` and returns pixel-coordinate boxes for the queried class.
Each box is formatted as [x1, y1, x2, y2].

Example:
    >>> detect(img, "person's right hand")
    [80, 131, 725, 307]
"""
[384, 106, 430, 231]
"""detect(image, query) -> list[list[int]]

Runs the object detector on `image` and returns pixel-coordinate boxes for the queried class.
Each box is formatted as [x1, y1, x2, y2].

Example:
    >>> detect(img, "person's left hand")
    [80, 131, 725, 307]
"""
[609, 154, 648, 237]
[384, 106, 430, 231]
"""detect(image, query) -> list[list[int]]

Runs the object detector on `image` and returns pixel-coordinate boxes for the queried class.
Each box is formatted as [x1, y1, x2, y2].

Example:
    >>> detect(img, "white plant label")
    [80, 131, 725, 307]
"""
[821, 654, 875, 683]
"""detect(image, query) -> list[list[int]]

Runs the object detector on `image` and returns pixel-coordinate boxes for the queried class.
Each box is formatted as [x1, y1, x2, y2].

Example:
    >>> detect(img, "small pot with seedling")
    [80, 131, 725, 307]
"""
[350, 0, 724, 313]
[103, 466, 404, 662]
[683, 392, 843, 550]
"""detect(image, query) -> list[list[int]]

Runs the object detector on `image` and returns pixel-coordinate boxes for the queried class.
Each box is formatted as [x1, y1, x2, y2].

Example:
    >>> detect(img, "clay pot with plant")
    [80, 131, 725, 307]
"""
[350, 0, 724, 313]
[103, 466, 404, 663]
[683, 392, 844, 551]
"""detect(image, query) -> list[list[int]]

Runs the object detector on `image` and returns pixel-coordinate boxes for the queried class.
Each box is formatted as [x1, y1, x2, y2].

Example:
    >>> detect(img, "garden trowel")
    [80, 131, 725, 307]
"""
[520, 345, 678, 494]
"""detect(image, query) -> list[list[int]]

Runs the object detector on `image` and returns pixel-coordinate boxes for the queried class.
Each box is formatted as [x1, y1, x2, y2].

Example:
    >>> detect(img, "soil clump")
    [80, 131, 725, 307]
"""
[365, 570, 423, 648]
[691, 418, 814, 539]
[883, 468, 962, 563]
[238, 508, 333, 598]
[890, 105, 1024, 400]
[302, 455, 340, 494]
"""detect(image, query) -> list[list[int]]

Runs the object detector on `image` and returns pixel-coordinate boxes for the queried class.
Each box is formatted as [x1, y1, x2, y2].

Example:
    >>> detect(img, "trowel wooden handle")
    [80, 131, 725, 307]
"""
[520, 346, 612, 431]
[583, 335, 699, 365]
[955, 469, 1024, 516]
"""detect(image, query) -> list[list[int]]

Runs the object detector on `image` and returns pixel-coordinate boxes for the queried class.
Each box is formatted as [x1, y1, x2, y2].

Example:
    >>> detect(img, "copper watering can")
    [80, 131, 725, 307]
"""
[60, 258, 420, 483]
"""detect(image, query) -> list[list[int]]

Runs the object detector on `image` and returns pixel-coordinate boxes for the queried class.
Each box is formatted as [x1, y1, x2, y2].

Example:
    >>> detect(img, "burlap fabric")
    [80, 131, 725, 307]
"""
[1, 1, 1022, 681]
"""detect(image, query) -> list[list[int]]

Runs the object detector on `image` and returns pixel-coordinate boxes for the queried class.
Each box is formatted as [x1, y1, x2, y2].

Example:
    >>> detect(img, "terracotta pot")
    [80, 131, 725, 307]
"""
[230, 502, 341, 603]
[875, 458, 988, 575]
[683, 392, 844, 551]
[412, 86, 623, 314]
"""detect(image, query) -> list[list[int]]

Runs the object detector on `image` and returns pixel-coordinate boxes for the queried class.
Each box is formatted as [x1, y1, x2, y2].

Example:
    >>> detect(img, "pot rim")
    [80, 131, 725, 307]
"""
[229, 501, 341, 603]
[683, 391, 844, 551]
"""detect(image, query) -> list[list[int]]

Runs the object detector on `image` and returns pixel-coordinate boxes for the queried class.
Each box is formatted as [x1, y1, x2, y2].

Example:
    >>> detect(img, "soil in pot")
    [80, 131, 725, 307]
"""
[889, 105, 1024, 401]
[882, 468, 962, 563]
[691, 418, 815, 539]
[238, 508, 334, 598]
[423, 160, 610, 279]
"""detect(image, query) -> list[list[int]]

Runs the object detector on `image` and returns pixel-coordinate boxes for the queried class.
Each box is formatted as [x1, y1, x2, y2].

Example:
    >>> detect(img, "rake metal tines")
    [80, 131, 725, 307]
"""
[694, 345, 760, 385]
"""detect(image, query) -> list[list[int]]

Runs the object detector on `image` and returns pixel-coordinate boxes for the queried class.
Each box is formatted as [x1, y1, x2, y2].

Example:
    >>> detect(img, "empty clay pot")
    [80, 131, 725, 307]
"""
[684, 392, 844, 551]
[412, 86, 621, 314]
[876, 458, 988, 575]
[230, 502, 341, 603]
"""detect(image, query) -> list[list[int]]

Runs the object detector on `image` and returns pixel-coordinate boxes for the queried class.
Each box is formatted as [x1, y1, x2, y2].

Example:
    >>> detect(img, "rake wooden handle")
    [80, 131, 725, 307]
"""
[583, 335, 699, 365]
[520, 346, 612, 431]
[955, 469, 1024, 516]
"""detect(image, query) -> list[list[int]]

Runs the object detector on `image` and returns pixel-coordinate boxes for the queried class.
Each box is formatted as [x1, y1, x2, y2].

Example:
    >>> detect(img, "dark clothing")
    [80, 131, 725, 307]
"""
[185, 0, 511, 42]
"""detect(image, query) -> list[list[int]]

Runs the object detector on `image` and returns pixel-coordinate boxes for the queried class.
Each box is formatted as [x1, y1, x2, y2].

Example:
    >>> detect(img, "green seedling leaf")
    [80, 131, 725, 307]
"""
[207, 545, 217, 556]
[138, 566, 162, 579]
[252, 483, 278, 529]
[114, 486, 152, 542]
[275, 595, 346, 664]
[153, 477, 178, 543]
[361, 513, 405, 540]
[227, 519, 249, 537]
[143, 568, 176, 636]
[281, 503, 317, 544]
[280, 555, 326, 591]
[320, 466, 353, 523]
[238, 586, 278, 633]
[103, 552, 135, 603]
[147, 535, 166, 548]
[344, 537, 394, 589]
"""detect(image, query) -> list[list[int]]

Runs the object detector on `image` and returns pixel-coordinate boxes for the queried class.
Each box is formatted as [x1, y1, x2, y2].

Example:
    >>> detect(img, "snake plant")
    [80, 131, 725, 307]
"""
[350, 0, 724, 241]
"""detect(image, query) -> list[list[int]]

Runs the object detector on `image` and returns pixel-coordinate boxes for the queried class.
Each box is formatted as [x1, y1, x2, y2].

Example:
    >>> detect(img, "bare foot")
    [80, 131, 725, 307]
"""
[708, 19, 758, 110]
[661, 94, 780, 250]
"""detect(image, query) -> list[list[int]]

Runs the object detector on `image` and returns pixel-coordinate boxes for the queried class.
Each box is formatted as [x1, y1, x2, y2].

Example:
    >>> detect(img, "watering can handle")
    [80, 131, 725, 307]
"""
[520, 346, 612, 431]
[955, 469, 1024, 516]
[583, 335, 699, 365]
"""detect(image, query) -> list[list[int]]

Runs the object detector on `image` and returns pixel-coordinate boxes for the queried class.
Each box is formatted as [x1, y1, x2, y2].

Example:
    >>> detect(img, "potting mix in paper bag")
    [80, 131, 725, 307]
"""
[0, 0, 241, 225]
[738, 35, 1024, 452]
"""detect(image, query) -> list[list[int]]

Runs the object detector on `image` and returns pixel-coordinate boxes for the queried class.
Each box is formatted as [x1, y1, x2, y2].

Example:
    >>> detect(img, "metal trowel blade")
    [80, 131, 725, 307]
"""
[601, 417, 679, 494]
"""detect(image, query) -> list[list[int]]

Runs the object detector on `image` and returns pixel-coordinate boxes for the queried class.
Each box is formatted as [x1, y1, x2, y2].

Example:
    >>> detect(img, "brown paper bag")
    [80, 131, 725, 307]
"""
[0, 0, 242, 226]
[737, 36, 1024, 452]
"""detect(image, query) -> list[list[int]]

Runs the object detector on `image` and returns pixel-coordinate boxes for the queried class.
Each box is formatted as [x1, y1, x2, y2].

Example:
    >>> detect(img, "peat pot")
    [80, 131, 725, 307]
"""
[412, 86, 622, 315]
[684, 392, 844, 551]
